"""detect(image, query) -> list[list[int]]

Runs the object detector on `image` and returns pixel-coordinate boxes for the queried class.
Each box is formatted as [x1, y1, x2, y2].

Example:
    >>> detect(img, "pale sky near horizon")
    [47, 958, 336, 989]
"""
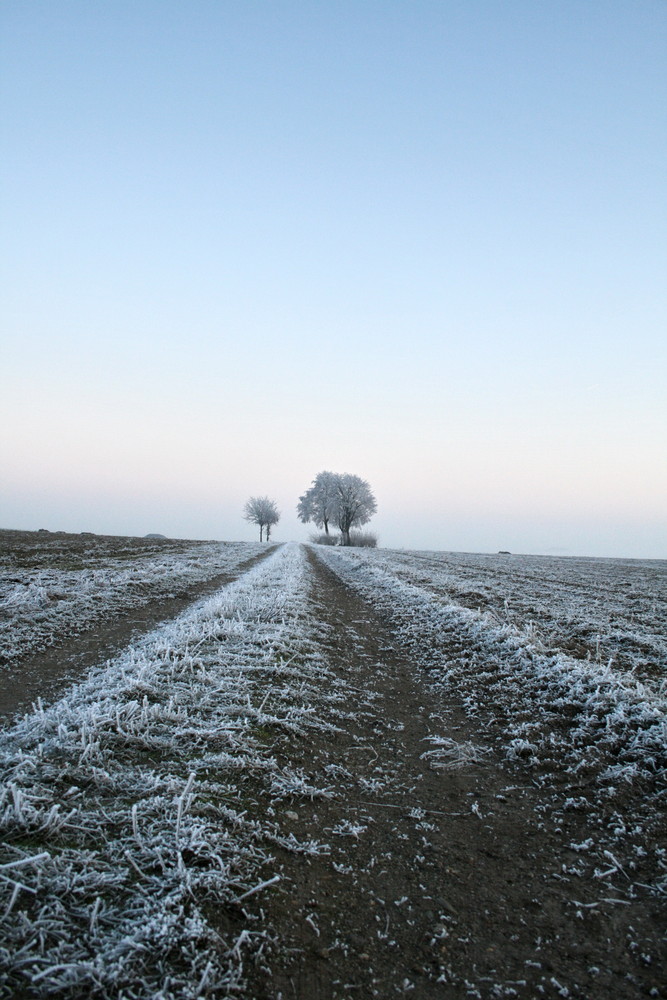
[2, 1, 665, 558]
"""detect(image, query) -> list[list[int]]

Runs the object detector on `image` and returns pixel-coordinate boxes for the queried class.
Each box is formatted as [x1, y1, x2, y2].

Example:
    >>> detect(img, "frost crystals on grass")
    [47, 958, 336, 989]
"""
[0, 543, 339, 999]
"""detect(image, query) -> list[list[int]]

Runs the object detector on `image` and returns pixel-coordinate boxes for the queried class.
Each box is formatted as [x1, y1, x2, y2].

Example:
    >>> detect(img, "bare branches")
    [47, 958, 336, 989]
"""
[243, 497, 280, 542]
[332, 474, 377, 546]
[297, 471, 339, 536]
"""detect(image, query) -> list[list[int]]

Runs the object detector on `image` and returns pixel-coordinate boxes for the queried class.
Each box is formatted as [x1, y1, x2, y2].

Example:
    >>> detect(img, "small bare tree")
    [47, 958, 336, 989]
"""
[243, 496, 280, 542]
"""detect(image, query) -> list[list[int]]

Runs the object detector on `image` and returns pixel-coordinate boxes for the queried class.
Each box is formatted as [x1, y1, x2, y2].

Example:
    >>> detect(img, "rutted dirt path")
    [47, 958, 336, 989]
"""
[1, 542, 663, 997]
[0, 548, 275, 719]
[242, 549, 664, 999]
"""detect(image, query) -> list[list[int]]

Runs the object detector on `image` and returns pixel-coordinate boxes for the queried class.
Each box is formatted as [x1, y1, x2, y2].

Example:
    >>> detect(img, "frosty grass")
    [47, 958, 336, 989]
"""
[0, 540, 265, 665]
[1, 540, 665, 996]
[317, 546, 667, 788]
[0, 543, 342, 998]
[317, 545, 667, 914]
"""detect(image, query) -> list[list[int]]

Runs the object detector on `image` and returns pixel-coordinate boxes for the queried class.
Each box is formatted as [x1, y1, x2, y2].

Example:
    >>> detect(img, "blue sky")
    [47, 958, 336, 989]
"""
[2, 1, 665, 557]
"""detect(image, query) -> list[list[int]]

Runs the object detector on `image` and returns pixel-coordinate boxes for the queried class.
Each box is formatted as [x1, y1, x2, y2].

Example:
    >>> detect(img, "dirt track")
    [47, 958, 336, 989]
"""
[241, 550, 665, 999]
[1, 540, 664, 998]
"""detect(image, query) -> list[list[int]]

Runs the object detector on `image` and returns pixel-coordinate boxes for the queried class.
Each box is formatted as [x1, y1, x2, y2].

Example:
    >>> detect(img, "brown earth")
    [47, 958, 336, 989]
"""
[238, 550, 665, 999]
[0, 528, 218, 570]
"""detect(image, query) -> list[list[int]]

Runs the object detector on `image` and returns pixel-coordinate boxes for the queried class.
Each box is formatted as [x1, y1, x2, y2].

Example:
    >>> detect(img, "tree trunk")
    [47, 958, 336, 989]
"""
[259, 525, 263, 542]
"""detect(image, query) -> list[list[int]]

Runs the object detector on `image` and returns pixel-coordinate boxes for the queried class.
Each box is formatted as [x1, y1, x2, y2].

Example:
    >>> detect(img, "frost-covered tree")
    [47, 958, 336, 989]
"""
[298, 472, 377, 545]
[296, 470, 339, 536]
[243, 496, 280, 542]
[332, 473, 377, 546]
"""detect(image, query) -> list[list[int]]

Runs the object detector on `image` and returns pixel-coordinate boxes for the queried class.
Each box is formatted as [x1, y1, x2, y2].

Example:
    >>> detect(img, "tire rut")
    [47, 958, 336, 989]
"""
[241, 548, 664, 1000]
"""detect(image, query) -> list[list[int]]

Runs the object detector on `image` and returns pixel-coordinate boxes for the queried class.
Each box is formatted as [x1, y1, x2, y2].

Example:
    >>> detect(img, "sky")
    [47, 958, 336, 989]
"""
[1, 1, 665, 558]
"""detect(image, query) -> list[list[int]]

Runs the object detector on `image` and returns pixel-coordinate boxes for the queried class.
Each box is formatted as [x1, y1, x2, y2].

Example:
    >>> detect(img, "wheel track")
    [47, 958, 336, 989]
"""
[241, 547, 665, 999]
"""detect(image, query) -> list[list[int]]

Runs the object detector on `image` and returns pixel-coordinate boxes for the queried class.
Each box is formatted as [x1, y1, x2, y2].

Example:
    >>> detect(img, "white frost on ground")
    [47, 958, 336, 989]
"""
[2, 540, 665, 997]
[0, 543, 342, 998]
[359, 549, 666, 686]
[315, 546, 667, 788]
[0, 541, 264, 665]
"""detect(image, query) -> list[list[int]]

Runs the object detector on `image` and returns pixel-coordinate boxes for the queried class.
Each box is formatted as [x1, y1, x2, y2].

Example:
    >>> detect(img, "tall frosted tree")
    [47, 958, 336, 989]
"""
[296, 471, 339, 536]
[243, 496, 280, 542]
[331, 473, 377, 546]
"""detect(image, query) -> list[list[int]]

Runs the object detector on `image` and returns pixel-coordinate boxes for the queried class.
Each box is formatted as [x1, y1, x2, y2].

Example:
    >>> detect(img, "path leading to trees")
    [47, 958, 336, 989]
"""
[1, 542, 663, 999]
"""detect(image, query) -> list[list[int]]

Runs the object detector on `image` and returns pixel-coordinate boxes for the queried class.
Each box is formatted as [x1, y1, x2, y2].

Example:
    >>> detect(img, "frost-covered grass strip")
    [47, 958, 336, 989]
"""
[328, 547, 667, 689]
[0, 543, 341, 999]
[315, 546, 667, 788]
[0, 540, 266, 665]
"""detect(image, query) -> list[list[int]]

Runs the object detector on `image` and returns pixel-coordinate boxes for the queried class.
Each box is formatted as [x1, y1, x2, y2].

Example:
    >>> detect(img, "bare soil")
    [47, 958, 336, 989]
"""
[0, 528, 218, 570]
[240, 550, 665, 999]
